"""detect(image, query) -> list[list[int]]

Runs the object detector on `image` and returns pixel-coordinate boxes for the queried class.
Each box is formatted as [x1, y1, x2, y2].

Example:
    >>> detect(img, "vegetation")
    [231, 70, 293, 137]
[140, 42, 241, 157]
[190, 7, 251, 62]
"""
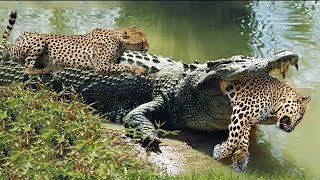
[0, 83, 160, 179]
[168, 168, 311, 180]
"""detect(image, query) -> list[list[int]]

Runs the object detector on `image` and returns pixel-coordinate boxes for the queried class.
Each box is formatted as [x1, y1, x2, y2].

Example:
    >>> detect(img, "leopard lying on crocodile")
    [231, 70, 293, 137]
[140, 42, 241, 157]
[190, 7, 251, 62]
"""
[0, 11, 310, 172]
[0, 11, 148, 75]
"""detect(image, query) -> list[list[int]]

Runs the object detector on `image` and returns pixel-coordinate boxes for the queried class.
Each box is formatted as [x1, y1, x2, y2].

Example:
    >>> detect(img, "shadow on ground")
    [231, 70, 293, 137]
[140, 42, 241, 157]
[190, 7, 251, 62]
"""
[106, 122, 307, 176]
[160, 126, 306, 176]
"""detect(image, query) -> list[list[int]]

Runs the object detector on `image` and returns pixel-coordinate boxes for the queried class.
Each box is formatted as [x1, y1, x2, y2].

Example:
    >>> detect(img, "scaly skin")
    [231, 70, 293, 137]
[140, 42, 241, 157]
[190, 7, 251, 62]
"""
[0, 50, 302, 171]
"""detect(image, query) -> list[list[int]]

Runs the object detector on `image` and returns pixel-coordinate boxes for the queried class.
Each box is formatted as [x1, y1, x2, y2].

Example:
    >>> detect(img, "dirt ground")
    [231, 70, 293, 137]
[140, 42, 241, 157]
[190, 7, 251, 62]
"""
[107, 122, 300, 176]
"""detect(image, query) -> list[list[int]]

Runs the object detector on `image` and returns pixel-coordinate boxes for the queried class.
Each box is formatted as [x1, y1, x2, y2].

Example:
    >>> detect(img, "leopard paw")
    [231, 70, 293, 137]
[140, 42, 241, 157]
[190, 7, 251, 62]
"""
[231, 149, 250, 171]
[213, 143, 223, 160]
[42, 69, 54, 75]
[136, 67, 148, 75]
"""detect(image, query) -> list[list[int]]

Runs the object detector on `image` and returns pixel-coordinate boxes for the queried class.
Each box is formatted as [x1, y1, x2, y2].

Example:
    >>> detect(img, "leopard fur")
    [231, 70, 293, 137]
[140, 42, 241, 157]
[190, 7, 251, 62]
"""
[0, 11, 149, 75]
[213, 74, 310, 171]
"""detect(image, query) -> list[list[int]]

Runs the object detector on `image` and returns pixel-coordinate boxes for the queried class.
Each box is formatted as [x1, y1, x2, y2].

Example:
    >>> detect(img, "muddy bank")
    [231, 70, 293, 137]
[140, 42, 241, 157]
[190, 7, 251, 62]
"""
[106, 122, 231, 175]
[105, 122, 310, 176]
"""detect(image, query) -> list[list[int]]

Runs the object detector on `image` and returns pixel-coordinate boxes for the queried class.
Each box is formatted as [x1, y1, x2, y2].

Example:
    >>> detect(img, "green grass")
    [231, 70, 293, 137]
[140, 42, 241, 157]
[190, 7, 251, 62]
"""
[0, 83, 160, 179]
[166, 168, 311, 180]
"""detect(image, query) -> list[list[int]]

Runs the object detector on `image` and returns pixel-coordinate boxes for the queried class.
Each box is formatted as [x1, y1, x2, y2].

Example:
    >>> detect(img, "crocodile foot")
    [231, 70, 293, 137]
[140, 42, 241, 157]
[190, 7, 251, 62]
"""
[231, 149, 250, 172]
[141, 132, 162, 153]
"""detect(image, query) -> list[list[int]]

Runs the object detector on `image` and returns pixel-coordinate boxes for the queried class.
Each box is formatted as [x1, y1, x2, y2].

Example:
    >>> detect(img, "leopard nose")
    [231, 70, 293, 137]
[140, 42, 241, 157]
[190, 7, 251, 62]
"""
[279, 116, 291, 132]
[143, 42, 149, 52]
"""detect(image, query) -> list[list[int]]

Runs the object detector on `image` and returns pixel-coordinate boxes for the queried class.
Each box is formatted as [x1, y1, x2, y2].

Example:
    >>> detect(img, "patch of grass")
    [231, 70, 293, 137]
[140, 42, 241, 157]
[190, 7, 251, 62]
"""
[0, 83, 160, 179]
[165, 167, 311, 180]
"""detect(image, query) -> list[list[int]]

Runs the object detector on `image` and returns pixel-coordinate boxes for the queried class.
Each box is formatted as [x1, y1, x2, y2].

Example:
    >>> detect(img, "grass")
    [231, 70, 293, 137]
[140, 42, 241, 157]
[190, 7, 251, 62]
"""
[0, 83, 313, 180]
[167, 168, 311, 180]
[0, 83, 160, 179]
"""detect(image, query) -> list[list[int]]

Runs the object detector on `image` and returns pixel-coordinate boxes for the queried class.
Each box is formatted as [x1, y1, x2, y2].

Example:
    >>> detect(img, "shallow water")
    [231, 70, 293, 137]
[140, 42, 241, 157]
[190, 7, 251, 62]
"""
[0, 1, 319, 178]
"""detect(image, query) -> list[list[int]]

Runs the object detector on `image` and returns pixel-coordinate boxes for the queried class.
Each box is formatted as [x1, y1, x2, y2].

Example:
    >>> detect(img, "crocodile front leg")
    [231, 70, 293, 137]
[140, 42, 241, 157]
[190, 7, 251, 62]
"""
[123, 96, 164, 150]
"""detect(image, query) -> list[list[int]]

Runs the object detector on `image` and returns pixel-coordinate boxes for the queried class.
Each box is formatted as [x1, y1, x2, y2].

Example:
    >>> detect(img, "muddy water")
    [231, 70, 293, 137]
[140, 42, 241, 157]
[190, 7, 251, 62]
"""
[0, 1, 319, 178]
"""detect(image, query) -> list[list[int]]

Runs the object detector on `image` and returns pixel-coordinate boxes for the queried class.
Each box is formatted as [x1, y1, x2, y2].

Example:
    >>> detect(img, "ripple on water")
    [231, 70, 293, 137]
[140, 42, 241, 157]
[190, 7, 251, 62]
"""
[246, 1, 320, 177]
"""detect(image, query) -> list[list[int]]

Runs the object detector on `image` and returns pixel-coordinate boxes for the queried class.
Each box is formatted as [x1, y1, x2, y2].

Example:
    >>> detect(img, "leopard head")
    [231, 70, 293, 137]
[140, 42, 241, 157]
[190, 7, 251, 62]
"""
[116, 26, 149, 53]
[276, 95, 311, 132]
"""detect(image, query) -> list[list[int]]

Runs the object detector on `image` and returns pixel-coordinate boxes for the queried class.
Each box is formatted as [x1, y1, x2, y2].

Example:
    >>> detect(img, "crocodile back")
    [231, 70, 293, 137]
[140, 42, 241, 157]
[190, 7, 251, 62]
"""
[0, 60, 154, 121]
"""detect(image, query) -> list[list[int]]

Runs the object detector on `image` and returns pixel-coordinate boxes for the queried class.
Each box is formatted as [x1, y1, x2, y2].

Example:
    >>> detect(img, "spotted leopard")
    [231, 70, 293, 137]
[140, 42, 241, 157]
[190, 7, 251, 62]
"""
[214, 74, 311, 171]
[0, 10, 149, 75]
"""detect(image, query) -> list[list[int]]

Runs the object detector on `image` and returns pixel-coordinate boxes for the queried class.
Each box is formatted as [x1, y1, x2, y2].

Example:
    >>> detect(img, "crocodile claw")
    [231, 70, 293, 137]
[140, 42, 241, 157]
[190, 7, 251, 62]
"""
[140, 132, 162, 153]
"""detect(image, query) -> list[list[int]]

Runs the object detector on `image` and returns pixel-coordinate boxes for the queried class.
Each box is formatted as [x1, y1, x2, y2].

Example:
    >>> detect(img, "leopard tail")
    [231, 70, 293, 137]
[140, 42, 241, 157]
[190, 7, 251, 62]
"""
[0, 10, 17, 60]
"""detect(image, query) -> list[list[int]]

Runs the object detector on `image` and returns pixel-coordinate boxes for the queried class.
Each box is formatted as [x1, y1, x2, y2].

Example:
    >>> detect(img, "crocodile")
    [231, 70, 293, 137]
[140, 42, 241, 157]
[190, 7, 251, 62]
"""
[0, 50, 308, 171]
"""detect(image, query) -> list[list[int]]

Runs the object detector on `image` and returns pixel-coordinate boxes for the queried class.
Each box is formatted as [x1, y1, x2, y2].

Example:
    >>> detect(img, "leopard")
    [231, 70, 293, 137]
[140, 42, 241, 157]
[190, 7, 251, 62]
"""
[0, 10, 149, 75]
[213, 74, 311, 171]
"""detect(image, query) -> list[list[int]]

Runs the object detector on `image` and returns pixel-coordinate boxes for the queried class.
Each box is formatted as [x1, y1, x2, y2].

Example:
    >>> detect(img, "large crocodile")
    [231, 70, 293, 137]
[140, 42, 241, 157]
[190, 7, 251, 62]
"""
[0, 50, 309, 171]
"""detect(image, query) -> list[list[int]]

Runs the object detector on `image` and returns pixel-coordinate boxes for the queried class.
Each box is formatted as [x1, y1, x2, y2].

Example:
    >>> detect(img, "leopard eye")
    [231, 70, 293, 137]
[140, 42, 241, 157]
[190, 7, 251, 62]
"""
[123, 31, 129, 39]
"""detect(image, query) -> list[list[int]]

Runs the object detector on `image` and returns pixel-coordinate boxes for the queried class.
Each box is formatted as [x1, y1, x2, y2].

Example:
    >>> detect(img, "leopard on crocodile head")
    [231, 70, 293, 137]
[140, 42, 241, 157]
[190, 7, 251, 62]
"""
[0, 10, 149, 75]
[213, 74, 310, 171]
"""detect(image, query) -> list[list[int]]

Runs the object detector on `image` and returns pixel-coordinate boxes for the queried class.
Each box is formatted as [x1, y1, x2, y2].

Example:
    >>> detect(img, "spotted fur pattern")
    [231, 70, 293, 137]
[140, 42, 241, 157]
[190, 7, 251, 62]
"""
[214, 74, 310, 171]
[0, 11, 149, 75]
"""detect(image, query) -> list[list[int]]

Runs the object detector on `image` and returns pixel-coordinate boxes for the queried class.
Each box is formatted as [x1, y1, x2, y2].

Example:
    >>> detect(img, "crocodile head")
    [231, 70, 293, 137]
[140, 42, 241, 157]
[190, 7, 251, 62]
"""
[189, 50, 303, 130]
[200, 50, 299, 83]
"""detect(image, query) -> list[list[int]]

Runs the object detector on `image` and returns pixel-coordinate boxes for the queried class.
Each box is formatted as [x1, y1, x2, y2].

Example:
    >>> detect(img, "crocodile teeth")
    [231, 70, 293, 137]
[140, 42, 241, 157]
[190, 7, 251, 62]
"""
[290, 58, 299, 71]
[293, 62, 298, 71]
[280, 64, 288, 79]
[281, 72, 286, 79]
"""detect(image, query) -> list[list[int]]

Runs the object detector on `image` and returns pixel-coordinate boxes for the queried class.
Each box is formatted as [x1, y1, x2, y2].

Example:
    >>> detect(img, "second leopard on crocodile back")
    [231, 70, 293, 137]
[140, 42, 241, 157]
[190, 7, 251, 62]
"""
[0, 10, 149, 75]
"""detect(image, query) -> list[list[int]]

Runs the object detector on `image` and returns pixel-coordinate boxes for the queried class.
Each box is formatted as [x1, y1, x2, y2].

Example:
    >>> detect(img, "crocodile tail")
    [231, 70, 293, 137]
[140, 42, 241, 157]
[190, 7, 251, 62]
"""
[0, 10, 17, 59]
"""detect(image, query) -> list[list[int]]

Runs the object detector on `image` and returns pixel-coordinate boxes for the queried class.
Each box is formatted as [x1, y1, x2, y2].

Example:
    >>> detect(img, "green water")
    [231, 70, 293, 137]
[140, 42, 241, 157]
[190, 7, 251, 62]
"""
[0, 1, 319, 178]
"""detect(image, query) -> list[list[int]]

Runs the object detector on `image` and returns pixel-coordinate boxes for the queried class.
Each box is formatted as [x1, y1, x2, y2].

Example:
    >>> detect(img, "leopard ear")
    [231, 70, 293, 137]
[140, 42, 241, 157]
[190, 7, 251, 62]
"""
[302, 96, 311, 104]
